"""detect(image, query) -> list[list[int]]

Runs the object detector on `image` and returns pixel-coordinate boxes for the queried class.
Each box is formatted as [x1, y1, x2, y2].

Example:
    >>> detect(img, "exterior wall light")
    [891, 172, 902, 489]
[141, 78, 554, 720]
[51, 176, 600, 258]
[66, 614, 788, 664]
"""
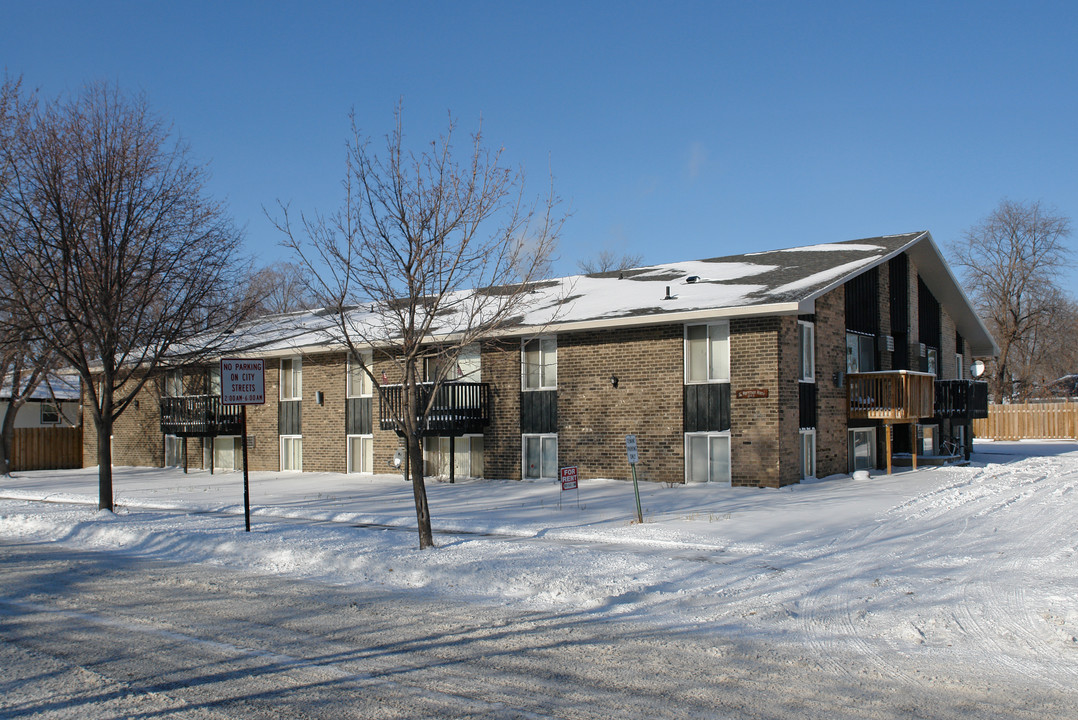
[610, 374, 619, 389]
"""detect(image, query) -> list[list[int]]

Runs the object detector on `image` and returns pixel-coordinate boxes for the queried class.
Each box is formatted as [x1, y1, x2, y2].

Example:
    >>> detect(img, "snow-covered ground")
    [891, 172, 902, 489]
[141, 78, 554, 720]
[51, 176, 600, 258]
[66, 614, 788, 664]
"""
[2, 439, 1077, 693]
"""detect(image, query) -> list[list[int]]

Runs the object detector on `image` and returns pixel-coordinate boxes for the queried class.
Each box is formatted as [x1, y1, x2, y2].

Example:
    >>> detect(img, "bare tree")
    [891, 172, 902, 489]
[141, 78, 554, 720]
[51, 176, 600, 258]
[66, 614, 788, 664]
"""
[0, 81, 251, 510]
[276, 107, 562, 549]
[577, 248, 643, 274]
[245, 261, 317, 316]
[950, 199, 1074, 402]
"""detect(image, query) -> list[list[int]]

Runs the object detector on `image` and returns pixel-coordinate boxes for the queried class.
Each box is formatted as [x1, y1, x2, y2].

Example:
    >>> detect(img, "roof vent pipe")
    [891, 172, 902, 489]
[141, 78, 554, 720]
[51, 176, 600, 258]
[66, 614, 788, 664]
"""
[664, 286, 673, 300]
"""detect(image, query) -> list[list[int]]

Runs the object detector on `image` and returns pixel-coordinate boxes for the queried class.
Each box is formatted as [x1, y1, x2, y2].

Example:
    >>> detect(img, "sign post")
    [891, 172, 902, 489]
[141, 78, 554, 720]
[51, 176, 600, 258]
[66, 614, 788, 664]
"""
[626, 435, 643, 523]
[220, 358, 265, 532]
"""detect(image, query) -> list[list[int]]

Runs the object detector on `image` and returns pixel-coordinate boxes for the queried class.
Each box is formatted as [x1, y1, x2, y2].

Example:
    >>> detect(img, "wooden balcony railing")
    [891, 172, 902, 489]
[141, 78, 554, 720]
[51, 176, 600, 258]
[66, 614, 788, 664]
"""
[934, 379, 989, 420]
[379, 381, 491, 436]
[160, 395, 243, 437]
[847, 371, 935, 422]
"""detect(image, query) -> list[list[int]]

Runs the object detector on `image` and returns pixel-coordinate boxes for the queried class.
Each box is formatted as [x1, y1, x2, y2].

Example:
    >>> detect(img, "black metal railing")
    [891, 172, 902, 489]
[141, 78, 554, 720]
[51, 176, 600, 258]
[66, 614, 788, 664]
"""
[379, 382, 491, 436]
[934, 379, 989, 420]
[160, 395, 244, 437]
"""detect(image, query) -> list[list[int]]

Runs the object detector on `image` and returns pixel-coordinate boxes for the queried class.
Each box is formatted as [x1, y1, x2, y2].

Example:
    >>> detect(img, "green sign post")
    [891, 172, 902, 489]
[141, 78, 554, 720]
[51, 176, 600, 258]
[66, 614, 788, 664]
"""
[626, 435, 643, 523]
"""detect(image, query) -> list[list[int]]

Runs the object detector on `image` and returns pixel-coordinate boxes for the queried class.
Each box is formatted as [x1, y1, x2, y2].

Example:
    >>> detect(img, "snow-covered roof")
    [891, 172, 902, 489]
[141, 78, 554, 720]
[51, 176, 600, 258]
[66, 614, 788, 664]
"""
[1, 372, 81, 401]
[201, 231, 998, 358]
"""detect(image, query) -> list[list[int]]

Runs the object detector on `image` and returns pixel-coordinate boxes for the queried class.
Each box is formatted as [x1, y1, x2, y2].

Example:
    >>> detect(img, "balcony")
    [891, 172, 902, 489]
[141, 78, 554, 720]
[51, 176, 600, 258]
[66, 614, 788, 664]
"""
[379, 381, 491, 436]
[160, 395, 243, 438]
[847, 371, 936, 422]
[934, 379, 989, 420]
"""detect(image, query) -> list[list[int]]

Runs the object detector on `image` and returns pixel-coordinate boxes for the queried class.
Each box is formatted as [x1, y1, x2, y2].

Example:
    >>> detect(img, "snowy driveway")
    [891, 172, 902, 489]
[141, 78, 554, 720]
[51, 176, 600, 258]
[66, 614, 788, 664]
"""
[2, 440, 1078, 717]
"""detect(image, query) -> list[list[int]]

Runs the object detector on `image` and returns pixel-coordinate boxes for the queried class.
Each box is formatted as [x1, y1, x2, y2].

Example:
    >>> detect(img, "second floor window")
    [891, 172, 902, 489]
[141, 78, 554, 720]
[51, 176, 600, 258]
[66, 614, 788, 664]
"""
[281, 357, 302, 400]
[165, 370, 183, 397]
[522, 337, 557, 390]
[798, 321, 815, 382]
[685, 322, 729, 383]
[347, 351, 373, 397]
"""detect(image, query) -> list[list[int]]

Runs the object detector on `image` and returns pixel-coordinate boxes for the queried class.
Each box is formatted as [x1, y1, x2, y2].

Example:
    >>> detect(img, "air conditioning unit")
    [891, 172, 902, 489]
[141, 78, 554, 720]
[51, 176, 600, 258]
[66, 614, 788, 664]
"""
[881, 335, 894, 352]
[919, 342, 927, 357]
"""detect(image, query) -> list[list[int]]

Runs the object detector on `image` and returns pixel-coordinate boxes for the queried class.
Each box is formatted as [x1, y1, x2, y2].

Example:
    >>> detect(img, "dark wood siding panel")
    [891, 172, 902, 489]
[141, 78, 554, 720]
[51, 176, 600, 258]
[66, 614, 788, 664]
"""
[845, 267, 879, 335]
[683, 383, 731, 432]
[890, 255, 910, 370]
[520, 390, 557, 434]
[918, 276, 941, 349]
[799, 381, 817, 429]
[346, 398, 372, 435]
[279, 400, 302, 435]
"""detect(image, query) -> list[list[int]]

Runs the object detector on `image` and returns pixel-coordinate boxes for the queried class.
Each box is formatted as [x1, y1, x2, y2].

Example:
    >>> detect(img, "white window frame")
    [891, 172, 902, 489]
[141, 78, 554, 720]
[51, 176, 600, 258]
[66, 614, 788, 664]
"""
[212, 435, 241, 472]
[684, 322, 730, 384]
[164, 434, 183, 467]
[846, 332, 876, 374]
[347, 434, 374, 474]
[165, 369, 183, 398]
[347, 351, 374, 398]
[799, 429, 816, 480]
[280, 435, 303, 471]
[798, 321, 815, 383]
[522, 433, 558, 479]
[280, 356, 302, 400]
[955, 353, 965, 380]
[522, 337, 557, 391]
[424, 434, 485, 479]
[684, 431, 732, 484]
[848, 427, 876, 472]
[40, 403, 60, 425]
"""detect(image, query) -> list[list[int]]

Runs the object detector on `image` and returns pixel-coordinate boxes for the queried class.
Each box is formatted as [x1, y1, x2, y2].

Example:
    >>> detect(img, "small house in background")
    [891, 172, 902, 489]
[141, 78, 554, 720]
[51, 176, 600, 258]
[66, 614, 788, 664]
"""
[1, 372, 82, 471]
[92, 231, 997, 486]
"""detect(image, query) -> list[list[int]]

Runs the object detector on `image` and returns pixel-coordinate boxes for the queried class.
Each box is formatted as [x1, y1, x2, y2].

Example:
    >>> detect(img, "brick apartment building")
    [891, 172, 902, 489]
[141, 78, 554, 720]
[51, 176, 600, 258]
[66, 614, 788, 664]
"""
[88, 231, 997, 487]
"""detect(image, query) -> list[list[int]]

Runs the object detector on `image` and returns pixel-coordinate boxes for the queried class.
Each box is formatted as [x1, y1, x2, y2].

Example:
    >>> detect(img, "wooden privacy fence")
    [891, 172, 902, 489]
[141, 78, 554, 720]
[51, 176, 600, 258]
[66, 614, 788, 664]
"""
[12, 426, 84, 471]
[972, 403, 1078, 440]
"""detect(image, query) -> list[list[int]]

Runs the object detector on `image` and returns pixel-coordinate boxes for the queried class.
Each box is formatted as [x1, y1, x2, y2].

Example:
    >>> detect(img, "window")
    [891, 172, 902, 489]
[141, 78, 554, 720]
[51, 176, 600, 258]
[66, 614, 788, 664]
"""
[523, 434, 557, 479]
[800, 429, 816, 479]
[955, 353, 965, 380]
[213, 436, 240, 471]
[347, 435, 374, 473]
[280, 435, 302, 471]
[685, 433, 731, 483]
[281, 357, 302, 400]
[424, 435, 484, 478]
[798, 321, 815, 382]
[848, 428, 876, 472]
[926, 347, 938, 376]
[685, 322, 730, 383]
[522, 337, 557, 390]
[347, 351, 373, 398]
[208, 366, 222, 396]
[40, 403, 60, 425]
[846, 332, 876, 373]
[165, 369, 183, 397]
[164, 435, 183, 467]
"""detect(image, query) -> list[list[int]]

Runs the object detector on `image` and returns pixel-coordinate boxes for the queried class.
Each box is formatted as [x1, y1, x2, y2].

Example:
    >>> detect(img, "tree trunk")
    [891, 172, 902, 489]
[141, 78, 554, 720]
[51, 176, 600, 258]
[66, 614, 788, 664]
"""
[409, 436, 434, 549]
[94, 411, 115, 512]
[0, 399, 17, 476]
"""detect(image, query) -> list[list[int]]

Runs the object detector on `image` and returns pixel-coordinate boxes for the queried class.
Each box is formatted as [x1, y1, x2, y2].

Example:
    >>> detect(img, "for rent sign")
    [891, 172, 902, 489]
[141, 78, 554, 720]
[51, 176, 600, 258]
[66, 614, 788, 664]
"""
[220, 359, 265, 405]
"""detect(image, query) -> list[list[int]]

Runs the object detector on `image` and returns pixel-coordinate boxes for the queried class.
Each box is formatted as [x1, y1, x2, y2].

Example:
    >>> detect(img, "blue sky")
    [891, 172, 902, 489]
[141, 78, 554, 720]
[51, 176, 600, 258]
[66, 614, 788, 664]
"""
[4, 1, 1077, 287]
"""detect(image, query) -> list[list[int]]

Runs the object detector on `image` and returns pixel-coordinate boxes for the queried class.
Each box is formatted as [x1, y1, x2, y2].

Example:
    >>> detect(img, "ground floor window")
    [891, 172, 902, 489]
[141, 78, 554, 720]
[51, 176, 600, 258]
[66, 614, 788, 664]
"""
[800, 429, 816, 480]
[164, 435, 183, 467]
[918, 424, 938, 456]
[424, 435, 484, 478]
[523, 434, 557, 479]
[685, 432, 731, 484]
[209, 436, 241, 471]
[347, 435, 374, 474]
[848, 427, 876, 472]
[280, 435, 302, 471]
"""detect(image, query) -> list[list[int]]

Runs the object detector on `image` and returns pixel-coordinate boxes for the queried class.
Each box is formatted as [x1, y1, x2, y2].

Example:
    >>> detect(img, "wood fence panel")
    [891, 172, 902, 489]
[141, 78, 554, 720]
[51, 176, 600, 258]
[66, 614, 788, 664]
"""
[12, 427, 84, 471]
[973, 403, 1078, 440]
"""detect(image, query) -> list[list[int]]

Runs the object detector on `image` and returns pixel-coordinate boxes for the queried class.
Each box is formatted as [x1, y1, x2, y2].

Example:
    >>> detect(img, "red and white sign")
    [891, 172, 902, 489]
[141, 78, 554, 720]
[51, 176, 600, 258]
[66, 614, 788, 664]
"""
[560, 466, 578, 491]
[220, 358, 265, 405]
